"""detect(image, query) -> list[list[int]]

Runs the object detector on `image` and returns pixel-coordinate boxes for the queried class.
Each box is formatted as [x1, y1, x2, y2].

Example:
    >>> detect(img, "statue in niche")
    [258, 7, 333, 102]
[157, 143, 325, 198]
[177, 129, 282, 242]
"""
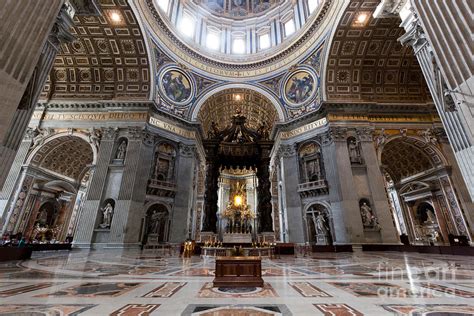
[115, 140, 127, 160]
[360, 202, 374, 226]
[148, 210, 161, 234]
[313, 212, 329, 236]
[426, 209, 436, 223]
[99, 202, 114, 228]
[37, 208, 48, 227]
[347, 138, 361, 163]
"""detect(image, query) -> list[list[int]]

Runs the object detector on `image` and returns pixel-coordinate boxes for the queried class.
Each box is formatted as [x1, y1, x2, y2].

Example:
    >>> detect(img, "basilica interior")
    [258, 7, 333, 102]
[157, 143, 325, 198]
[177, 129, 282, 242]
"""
[0, 0, 473, 315]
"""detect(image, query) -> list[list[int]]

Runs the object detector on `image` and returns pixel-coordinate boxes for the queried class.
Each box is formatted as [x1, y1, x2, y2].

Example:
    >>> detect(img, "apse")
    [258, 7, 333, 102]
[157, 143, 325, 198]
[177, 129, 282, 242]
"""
[197, 88, 279, 138]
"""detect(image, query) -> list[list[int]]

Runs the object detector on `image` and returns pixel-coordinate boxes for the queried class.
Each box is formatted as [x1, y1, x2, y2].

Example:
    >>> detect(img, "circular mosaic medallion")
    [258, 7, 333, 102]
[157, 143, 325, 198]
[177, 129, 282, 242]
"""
[282, 69, 317, 107]
[158, 67, 194, 106]
[214, 287, 261, 294]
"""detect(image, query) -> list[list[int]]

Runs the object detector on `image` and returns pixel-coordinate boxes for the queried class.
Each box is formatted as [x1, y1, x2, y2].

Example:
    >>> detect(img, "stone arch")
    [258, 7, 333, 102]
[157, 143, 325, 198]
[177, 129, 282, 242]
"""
[27, 134, 95, 182]
[27, 131, 97, 168]
[378, 136, 447, 183]
[143, 202, 171, 244]
[191, 83, 285, 124]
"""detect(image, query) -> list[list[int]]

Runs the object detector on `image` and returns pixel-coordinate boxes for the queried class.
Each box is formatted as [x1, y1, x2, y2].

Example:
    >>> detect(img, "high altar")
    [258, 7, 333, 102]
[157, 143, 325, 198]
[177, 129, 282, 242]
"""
[221, 182, 255, 244]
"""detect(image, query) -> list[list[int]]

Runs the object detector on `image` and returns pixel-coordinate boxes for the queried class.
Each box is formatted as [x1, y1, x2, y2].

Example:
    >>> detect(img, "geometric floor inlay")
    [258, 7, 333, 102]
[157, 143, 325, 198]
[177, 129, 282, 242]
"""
[110, 304, 160, 316]
[1, 249, 473, 316]
[197, 282, 278, 298]
[35, 282, 142, 297]
[382, 304, 474, 315]
[289, 282, 331, 297]
[0, 304, 97, 315]
[329, 282, 433, 297]
[417, 282, 474, 298]
[313, 304, 363, 316]
[181, 304, 292, 316]
[0, 282, 56, 297]
[142, 282, 186, 298]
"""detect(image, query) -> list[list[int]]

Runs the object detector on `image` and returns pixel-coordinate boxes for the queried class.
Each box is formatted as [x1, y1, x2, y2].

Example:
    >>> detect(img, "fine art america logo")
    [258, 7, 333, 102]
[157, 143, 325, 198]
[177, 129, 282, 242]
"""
[375, 262, 464, 298]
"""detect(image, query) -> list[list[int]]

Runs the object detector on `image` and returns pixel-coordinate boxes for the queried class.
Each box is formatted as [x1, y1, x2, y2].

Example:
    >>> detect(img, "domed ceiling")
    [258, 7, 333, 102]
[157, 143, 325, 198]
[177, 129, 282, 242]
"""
[133, 0, 342, 80]
[194, 0, 285, 19]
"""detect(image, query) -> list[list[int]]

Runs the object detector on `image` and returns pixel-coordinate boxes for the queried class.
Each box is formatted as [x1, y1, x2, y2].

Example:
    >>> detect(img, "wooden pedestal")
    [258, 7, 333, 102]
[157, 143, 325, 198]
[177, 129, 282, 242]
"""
[213, 256, 263, 287]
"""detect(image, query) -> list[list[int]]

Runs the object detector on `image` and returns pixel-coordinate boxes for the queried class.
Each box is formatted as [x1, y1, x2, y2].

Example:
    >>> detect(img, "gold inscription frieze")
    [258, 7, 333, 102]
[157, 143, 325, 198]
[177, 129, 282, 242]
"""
[280, 117, 328, 139]
[327, 114, 438, 123]
[148, 116, 195, 139]
[31, 111, 148, 121]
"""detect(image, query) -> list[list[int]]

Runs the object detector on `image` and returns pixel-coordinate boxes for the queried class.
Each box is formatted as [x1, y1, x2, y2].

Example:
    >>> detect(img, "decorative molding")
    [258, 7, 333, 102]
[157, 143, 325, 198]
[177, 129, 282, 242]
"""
[417, 128, 438, 145]
[142, 131, 156, 146]
[102, 127, 119, 141]
[373, 0, 408, 18]
[329, 127, 347, 142]
[278, 144, 297, 158]
[86, 128, 101, 149]
[179, 144, 195, 157]
[128, 127, 143, 140]
[356, 127, 374, 142]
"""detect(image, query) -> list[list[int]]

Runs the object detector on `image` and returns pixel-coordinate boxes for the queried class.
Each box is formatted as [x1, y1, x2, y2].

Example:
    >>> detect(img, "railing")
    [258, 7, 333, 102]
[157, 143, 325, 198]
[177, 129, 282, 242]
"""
[297, 180, 328, 197]
[146, 179, 177, 197]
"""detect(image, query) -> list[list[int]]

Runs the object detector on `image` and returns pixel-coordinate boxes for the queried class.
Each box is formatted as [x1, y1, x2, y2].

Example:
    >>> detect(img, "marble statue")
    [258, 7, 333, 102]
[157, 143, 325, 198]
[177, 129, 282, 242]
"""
[314, 212, 329, 236]
[148, 210, 158, 234]
[100, 203, 114, 228]
[426, 209, 436, 223]
[348, 138, 361, 163]
[37, 208, 48, 226]
[360, 202, 374, 226]
[31, 128, 50, 149]
[116, 140, 127, 160]
[88, 128, 101, 149]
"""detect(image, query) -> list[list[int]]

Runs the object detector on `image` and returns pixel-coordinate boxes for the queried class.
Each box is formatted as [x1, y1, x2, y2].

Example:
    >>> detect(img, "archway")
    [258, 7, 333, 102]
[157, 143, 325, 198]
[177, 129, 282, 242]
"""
[380, 136, 468, 245]
[305, 203, 333, 245]
[5, 134, 95, 242]
[143, 203, 170, 245]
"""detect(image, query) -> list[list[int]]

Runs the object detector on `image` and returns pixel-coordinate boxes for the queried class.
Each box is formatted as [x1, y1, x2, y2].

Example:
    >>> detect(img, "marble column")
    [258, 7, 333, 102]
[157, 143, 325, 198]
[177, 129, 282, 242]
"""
[0, 133, 36, 230]
[357, 128, 399, 243]
[168, 144, 196, 242]
[278, 144, 304, 243]
[0, 3, 74, 189]
[396, 4, 474, 201]
[257, 157, 273, 233]
[202, 142, 219, 232]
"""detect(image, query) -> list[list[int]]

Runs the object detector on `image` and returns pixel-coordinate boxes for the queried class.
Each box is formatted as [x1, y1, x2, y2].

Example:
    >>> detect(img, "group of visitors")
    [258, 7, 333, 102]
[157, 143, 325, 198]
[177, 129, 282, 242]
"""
[1, 233, 74, 247]
[1, 233, 27, 247]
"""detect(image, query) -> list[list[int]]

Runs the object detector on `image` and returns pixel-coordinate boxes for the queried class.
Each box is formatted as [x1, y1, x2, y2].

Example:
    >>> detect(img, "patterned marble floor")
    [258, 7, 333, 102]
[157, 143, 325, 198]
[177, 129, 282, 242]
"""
[0, 249, 473, 315]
